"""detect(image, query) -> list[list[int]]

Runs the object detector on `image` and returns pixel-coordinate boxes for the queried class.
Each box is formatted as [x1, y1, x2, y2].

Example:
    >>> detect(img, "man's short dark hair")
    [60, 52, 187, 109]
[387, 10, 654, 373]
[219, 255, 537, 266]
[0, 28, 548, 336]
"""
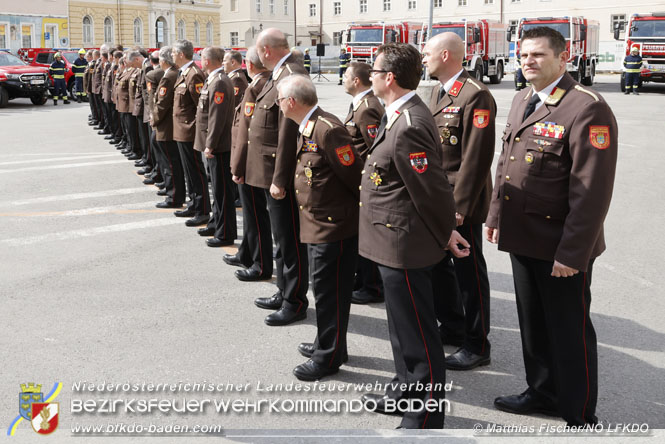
[375, 43, 422, 90]
[521, 27, 567, 56]
[349, 62, 371, 86]
[227, 50, 243, 65]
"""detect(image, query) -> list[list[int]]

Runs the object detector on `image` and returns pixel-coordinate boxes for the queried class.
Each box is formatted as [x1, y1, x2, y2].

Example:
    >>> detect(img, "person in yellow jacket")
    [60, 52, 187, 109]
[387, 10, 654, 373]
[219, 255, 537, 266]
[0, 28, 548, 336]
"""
[623, 46, 643, 95]
[49, 52, 69, 105]
[71, 48, 88, 102]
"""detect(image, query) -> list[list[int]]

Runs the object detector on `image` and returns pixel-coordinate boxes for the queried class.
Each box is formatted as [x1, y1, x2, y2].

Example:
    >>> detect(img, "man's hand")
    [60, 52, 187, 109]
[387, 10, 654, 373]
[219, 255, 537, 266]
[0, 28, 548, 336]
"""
[447, 230, 470, 258]
[232, 175, 244, 185]
[485, 226, 499, 244]
[455, 212, 465, 227]
[204, 148, 214, 159]
[551, 260, 579, 278]
[270, 183, 286, 200]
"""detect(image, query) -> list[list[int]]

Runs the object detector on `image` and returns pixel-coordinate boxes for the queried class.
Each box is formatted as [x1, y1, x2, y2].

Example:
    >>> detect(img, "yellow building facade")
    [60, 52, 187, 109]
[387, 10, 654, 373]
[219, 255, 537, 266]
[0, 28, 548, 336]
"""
[68, 0, 220, 48]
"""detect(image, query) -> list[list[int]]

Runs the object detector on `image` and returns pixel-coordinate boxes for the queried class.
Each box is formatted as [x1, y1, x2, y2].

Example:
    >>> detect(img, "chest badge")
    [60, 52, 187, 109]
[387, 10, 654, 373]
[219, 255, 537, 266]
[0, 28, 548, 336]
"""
[302, 140, 318, 152]
[525, 152, 535, 164]
[303, 167, 313, 186]
[370, 171, 382, 186]
[214, 91, 224, 104]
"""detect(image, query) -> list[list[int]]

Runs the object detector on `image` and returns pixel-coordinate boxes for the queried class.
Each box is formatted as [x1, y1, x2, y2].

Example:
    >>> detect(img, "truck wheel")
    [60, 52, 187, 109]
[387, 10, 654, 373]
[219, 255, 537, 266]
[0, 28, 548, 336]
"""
[0, 86, 8, 108]
[570, 69, 580, 83]
[620, 73, 626, 92]
[68, 80, 76, 100]
[489, 61, 503, 84]
[474, 64, 483, 83]
[581, 62, 595, 86]
[30, 93, 48, 105]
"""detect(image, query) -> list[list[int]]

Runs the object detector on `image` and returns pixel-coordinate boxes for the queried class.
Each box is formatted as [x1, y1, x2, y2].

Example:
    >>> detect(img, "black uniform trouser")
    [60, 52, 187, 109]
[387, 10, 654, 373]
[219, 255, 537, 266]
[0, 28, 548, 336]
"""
[123, 113, 140, 157]
[339, 67, 347, 82]
[355, 256, 383, 297]
[53, 79, 67, 100]
[265, 189, 309, 312]
[308, 236, 357, 368]
[88, 90, 97, 120]
[509, 254, 597, 426]
[137, 119, 151, 166]
[433, 223, 491, 355]
[237, 183, 273, 275]
[177, 142, 210, 216]
[625, 72, 640, 91]
[110, 104, 122, 140]
[94, 94, 104, 125]
[206, 151, 237, 241]
[102, 101, 112, 133]
[157, 139, 186, 205]
[378, 264, 446, 429]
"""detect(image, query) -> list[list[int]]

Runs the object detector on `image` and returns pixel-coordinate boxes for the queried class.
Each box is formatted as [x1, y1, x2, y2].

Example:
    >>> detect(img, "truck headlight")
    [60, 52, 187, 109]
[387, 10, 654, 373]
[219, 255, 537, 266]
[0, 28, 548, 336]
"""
[6, 73, 19, 80]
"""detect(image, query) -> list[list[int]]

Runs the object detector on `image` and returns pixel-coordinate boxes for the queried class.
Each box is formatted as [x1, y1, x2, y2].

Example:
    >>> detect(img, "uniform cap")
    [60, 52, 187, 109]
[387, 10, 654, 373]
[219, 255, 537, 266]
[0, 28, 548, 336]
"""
[54, 52, 62, 58]
[631, 47, 639, 53]
[79, 48, 86, 54]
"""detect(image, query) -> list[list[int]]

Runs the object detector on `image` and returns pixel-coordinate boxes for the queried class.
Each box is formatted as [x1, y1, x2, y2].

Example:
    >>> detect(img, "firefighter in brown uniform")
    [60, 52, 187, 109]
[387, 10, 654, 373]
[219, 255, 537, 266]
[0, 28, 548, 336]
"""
[92, 47, 107, 131]
[422, 32, 495, 370]
[136, 51, 159, 181]
[227, 47, 274, 282]
[84, 50, 95, 124]
[101, 52, 116, 141]
[109, 51, 124, 146]
[223, 49, 249, 206]
[172, 40, 210, 227]
[88, 50, 101, 126]
[152, 46, 186, 209]
[358, 44, 469, 429]
[341, 61, 385, 305]
[97, 51, 112, 135]
[127, 55, 144, 161]
[248, 29, 310, 326]
[194, 47, 237, 247]
[486, 27, 618, 426]
[116, 59, 134, 158]
[144, 51, 167, 190]
[276, 74, 362, 380]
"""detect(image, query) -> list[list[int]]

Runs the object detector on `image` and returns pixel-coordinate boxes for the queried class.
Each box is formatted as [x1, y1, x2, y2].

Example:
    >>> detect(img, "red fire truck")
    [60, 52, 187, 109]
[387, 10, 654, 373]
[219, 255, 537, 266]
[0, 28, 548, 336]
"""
[512, 16, 600, 86]
[614, 12, 665, 91]
[343, 22, 422, 63]
[422, 20, 510, 84]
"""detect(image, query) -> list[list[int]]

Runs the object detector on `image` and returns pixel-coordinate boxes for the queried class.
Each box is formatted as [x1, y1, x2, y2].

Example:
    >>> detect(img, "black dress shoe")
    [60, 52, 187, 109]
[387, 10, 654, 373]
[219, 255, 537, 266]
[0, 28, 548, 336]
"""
[293, 359, 339, 381]
[236, 268, 271, 282]
[143, 177, 156, 185]
[234, 198, 242, 208]
[104, 135, 114, 140]
[445, 348, 490, 370]
[93, 125, 104, 130]
[156, 201, 183, 209]
[298, 343, 349, 362]
[88, 121, 98, 126]
[156, 190, 167, 196]
[97, 130, 110, 135]
[185, 215, 210, 227]
[254, 292, 283, 310]
[223, 254, 245, 268]
[174, 208, 196, 217]
[265, 306, 307, 326]
[155, 181, 165, 188]
[135, 161, 148, 167]
[351, 289, 384, 304]
[494, 389, 558, 417]
[127, 154, 141, 160]
[206, 237, 233, 247]
[198, 227, 215, 236]
[137, 169, 150, 176]
[361, 393, 403, 416]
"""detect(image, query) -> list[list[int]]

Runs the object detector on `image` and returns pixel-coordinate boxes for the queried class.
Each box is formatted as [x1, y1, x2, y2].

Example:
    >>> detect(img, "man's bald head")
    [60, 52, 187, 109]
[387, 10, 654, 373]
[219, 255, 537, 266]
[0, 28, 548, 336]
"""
[257, 28, 289, 50]
[422, 32, 465, 81]
[428, 32, 465, 62]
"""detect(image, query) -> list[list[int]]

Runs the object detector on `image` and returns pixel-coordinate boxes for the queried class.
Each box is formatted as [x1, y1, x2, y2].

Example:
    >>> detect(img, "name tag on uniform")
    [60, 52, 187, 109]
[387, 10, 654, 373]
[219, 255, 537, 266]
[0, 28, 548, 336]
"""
[533, 121, 565, 139]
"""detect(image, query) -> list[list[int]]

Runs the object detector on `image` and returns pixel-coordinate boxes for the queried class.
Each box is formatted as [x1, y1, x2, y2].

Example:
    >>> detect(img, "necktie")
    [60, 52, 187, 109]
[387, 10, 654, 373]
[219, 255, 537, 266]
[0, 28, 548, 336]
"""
[438, 85, 446, 102]
[377, 113, 388, 135]
[348, 102, 354, 114]
[523, 93, 541, 122]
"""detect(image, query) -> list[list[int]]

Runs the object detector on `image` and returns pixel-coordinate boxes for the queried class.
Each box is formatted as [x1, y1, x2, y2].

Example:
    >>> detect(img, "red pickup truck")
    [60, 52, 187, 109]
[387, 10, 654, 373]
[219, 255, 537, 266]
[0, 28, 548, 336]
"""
[0, 51, 49, 107]
[28, 49, 80, 100]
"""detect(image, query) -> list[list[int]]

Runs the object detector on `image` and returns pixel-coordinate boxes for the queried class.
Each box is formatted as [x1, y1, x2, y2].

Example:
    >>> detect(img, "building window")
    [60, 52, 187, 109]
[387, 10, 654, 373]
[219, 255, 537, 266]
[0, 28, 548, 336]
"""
[256, 0, 262, 14]
[509, 19, 518, 39]
[269, 0, 275, 14]
[434, 0, 443, 6]
[458, 0, 467, 5]
[309, 3, 316, 16]
[21, 24, 33, 47]
[383, 0, 391, 12]
[511, 0, 521, 3]
[206, 22, 213, 45]
[360, 0, 367, 13]
[484, 0, 494, 4]
[284, 0, 289, 15]
[104, 17, 113, 43]
[333, 31, 342, 45]
[611, 14, 626, 34]
[334, 1, 341, 15]
[408, 0, 417, 9]
[82, 16, 93, 45]
[230, 31, 239, 46]
[177, 20, 185, 40]
[0, 24, 7, 48]
[231, 0, 237, 12]
[194, 21, 200, 45]
[133, 18, 142, 44]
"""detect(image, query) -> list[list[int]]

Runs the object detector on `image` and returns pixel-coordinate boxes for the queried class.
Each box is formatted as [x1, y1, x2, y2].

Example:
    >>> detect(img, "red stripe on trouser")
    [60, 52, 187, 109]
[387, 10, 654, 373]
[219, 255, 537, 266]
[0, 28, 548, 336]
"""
[194, 152, 209, 213]
[404, 270, 434, 429]
[469, 229, 488, 353]
[328, 240, 343, 367]
[581, 272, 590, 421]
[287, 191, 303, 314]
[250, 187, 263, 274]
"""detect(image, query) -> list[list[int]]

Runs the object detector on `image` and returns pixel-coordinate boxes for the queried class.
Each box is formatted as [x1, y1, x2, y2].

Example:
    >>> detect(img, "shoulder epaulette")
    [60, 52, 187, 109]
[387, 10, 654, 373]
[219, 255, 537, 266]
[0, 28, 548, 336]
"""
[404, 109, 412, 127]
[229, 71, 237, 79]
[467, 78, 482, 90]
[184, 67, 191, 77]
[286, 64, 293, 74]
[318, 116, 334, 128]
[574, 85, 599, 102]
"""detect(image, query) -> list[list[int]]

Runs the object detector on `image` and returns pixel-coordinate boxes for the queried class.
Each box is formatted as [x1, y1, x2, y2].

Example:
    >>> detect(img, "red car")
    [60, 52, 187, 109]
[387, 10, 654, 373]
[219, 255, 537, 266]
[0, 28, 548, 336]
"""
[0, 51, 49, 107]
[28, 49, 81, 100]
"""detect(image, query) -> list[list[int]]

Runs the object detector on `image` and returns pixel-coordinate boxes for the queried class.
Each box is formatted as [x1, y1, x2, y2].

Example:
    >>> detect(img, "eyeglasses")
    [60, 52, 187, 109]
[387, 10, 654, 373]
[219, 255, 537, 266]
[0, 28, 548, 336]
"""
[369, 69, 388, 76]
[275, 96, 291, 105]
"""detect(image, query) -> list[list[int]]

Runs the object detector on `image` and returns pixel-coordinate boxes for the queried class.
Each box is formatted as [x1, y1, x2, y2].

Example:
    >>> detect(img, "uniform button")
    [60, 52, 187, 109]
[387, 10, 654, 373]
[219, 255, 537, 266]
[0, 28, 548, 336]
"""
[327, 216, 332, 221]
[251, 116, 254, 119]
[299, 205, 303, 210]
[297, 159, 300, 163]
[367, 154, 371, 159]
[546, 215, 551, 219]
[359, 202, 363, 207]
[295, 174, 299, 178]
[538, 147, 544, 152]
[510, 156, 515, 161]
[272, 153, 275, 158]
[248, 128, 251, 132]
[515, 137, 521, 142]
[295, 189, 299, 194]
[358, 185, 362, 190]
[504, 195, 510, 201]
[385, 223, 392, 228]
[361, 169, 366, 174]
[247, 141, 251, 145]
[505, 175, 510, 181]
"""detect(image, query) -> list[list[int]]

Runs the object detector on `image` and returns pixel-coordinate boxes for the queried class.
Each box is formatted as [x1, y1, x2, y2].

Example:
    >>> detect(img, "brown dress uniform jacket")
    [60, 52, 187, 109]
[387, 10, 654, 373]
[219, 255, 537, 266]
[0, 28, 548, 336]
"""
[83, 60, 93, 94]
[344, 90, 384, 161]
[230, 71, 270, 178]
[145, 67, 164, 124]
[102, 61, 113, 103]
[116, 68, 131, 113]
[485, 73, 618, 272]
[128, 67, 140, 113]
[152, 67, 178, 141]
[295, 108, 363, 244]
[92, 58, 103, 94]
[228, 69, 249, 107]
[246, 53, 308, 189]
[133, 63, 152, 118]
[194, 69, 234, 153]
[112, 65, 121, 104]
[358, 93, 456, 269]
[173, 62, 205, 143]
[428, 70, 496, 224]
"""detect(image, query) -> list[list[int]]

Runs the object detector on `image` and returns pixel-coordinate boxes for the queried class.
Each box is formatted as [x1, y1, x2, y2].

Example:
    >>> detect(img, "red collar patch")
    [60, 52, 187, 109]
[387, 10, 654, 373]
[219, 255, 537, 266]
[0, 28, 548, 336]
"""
[448, 80, 464, 97]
